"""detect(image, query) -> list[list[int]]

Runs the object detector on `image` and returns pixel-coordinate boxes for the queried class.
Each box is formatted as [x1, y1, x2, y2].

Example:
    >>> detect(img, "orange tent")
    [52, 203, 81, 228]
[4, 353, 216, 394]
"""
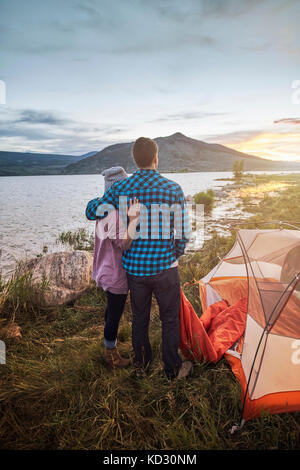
[180, 228, 300, 426]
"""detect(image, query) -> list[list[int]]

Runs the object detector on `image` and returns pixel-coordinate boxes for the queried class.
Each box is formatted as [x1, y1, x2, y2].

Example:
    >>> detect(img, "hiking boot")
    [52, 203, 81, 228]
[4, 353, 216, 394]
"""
[177, 361, 193, 379]
[105, 347, 130, 368]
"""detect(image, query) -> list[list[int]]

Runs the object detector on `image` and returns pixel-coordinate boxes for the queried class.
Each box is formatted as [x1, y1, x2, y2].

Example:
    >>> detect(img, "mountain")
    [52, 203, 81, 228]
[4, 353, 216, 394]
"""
[0, 151, 85, 176]
[62, 132, 300, 174]
[80, 151, 98, 158]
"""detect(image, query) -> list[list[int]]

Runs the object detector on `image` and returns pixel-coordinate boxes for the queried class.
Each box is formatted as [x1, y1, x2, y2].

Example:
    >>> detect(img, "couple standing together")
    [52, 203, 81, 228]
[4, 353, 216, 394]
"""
[86, 137, 191, 380]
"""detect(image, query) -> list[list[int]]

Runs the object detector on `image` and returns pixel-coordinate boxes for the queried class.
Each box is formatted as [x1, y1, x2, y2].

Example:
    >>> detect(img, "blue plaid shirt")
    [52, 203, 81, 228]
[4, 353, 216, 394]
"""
[86, 169, 190, 276]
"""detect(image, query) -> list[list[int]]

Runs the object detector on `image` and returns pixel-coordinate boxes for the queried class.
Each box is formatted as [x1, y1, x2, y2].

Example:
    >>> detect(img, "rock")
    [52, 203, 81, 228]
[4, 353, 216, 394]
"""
[19, 250, 93, 307]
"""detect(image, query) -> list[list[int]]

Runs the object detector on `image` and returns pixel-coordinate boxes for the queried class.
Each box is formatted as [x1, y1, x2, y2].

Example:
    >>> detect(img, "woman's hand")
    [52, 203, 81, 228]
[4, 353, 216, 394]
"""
[123, 198, 140, 250]
[128, 198, 140, 222]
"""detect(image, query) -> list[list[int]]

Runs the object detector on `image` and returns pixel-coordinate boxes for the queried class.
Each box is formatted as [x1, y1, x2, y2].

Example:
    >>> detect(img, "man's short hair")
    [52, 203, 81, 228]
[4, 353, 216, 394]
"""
[132, 137, 158, 168]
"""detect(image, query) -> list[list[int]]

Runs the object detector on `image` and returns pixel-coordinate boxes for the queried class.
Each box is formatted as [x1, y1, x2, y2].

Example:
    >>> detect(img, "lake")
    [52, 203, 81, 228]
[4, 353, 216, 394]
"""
[0, 171, 297, 277]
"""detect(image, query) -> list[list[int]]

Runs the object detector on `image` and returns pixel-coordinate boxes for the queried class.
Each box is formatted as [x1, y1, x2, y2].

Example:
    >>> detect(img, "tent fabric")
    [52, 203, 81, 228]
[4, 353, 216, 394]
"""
[203, 277, 248, 307]
[226, 353, 300, 421]
[179, 290, 247, 363]
[181, 228, 300, 422]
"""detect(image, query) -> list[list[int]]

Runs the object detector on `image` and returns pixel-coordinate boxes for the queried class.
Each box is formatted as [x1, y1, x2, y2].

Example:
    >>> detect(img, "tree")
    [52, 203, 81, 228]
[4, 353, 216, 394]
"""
[233, 160, 244, 181]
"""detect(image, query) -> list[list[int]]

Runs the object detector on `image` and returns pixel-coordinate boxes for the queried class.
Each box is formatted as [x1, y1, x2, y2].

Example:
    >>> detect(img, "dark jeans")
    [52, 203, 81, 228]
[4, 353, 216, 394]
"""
[127, 267, 182, 379]
[104, 291, 128, 347]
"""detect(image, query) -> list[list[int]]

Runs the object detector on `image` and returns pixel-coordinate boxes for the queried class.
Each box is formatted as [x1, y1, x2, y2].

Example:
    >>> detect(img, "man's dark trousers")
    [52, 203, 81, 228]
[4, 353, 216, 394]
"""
[127, 267, 182, 379]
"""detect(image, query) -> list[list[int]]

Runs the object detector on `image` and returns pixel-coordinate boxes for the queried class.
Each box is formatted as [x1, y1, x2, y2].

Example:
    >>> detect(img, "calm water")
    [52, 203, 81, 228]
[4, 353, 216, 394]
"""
[0, 171, 296, 277]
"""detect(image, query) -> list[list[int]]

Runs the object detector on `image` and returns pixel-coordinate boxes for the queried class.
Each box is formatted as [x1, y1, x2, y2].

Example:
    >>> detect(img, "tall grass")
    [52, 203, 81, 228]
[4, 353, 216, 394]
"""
[0, 270, 50, 322]
[57, 228, 94, 251]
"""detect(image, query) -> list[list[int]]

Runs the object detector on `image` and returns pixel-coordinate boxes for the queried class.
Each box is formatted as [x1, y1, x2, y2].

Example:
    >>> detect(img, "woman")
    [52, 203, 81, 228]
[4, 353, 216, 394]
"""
[92, 166, 140, 368]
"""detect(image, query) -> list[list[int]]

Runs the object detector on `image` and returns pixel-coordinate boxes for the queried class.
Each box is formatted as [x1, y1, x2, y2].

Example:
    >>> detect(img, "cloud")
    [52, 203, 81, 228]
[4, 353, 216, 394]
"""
[0, 126, 50, 140]
[0, 0, 219, 58]
[75, 0, 109, 28]
[203, 129, 265, 144]
[105, 33, 217, 55]
[239, 42, 272, 52]
[0, 109, 69, 141]
[200, 0, 266, 17]
[16, 110, 70, 126]
[150, 111, 227, 123]
[147, 0, 267, 22]
[274, 118, 300, 125]
[0, 107, 130, 154]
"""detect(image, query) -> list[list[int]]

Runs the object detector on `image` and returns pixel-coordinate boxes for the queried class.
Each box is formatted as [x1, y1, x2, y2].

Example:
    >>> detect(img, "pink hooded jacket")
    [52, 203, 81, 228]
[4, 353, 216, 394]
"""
[92, 210, 128, 295]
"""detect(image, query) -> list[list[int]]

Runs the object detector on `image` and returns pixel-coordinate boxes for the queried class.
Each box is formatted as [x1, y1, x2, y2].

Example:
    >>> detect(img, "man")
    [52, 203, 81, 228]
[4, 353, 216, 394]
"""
[86, 137, 192, 379]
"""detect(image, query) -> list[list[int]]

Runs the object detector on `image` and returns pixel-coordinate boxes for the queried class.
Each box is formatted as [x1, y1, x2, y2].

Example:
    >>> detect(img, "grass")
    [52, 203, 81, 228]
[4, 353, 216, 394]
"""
[0, 173, 300, 450]
[1, 282, 299, 450]
[238, 173, 300, 226]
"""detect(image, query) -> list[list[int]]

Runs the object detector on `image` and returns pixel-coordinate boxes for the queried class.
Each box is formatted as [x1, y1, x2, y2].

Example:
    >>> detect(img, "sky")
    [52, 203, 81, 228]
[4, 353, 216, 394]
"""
[0, 0, 300, 160]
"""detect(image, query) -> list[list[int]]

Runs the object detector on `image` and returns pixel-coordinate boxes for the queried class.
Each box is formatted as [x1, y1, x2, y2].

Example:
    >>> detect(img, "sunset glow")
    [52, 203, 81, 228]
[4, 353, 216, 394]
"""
[226, 132, 300, 162]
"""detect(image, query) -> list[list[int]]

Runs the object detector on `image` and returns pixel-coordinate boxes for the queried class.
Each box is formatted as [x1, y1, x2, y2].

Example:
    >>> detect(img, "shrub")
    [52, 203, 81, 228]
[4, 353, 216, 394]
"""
[193, 190, 215, 213]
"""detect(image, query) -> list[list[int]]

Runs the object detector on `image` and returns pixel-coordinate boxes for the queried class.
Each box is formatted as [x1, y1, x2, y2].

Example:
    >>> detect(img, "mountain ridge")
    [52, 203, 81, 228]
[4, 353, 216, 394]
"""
[62, 132, 300, 174]
[1, 132, 300, 176]
[0, 151, 84, 176]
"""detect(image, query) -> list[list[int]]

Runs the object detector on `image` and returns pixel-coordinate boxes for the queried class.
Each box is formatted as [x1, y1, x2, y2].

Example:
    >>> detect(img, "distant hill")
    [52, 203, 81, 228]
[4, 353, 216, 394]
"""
[0, 151, 84, 176]
[80, 151, 98, 159]
[62, 132, 300, 174]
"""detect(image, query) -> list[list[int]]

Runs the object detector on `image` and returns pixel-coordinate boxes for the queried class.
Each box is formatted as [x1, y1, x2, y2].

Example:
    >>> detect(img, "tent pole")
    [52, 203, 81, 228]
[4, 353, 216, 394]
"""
[230, 419, 245, 435]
